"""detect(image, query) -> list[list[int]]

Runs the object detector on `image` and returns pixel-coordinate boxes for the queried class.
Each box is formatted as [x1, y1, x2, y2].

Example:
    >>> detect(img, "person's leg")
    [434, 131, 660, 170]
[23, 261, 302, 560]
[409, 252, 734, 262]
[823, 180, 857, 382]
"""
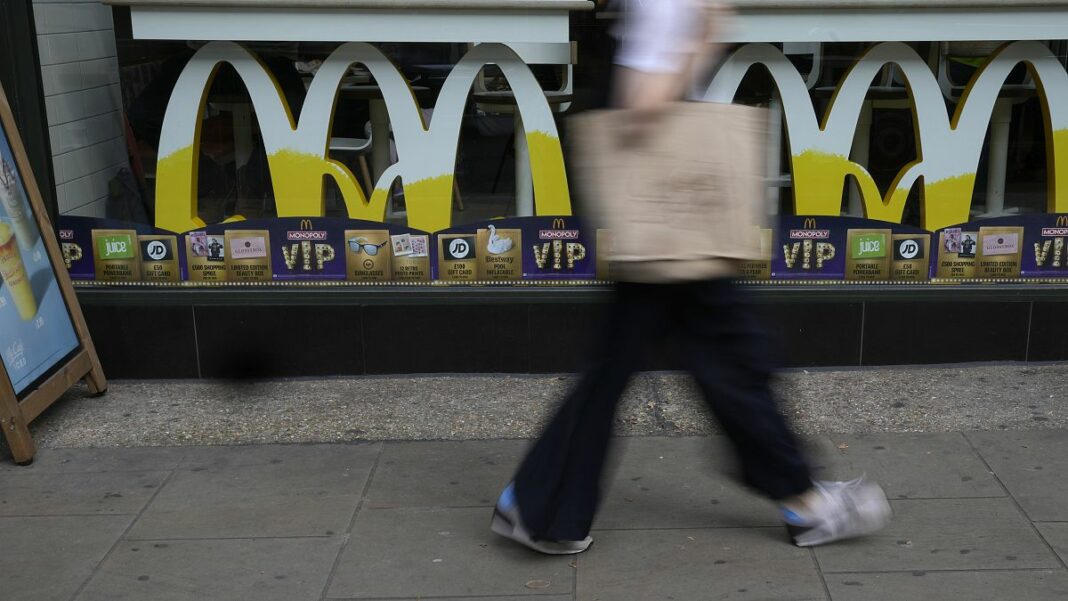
[679, 279, 890, 546]
[506, 283, 669, 544]
[677, 279, 813, 500]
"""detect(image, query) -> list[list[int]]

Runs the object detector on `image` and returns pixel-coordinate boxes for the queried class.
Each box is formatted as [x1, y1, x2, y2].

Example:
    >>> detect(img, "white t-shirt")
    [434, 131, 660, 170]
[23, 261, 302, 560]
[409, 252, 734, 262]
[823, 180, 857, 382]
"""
[613, 0, 706, 74]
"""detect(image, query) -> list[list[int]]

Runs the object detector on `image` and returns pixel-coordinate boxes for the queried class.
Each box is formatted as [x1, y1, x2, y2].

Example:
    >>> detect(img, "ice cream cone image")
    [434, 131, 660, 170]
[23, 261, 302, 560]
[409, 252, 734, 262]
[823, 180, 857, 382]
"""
[0, 158, 39, 250]
[0, 221, 37, 320]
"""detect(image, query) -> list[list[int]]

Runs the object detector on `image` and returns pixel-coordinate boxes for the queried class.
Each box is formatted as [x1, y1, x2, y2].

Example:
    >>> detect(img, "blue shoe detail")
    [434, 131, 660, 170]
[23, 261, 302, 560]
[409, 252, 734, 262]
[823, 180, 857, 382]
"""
[780, 507, 809, 526]
[498, 483, 517, 512]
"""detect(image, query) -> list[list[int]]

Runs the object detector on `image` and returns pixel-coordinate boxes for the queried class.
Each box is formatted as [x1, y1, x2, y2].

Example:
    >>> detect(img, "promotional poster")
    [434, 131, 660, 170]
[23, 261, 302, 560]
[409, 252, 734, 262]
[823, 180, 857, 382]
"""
[433, 217, 597, 281]
[1028, 214, 1068, 278]
[56, 217, 160, 281]
[138, 235, 180, 282]
[845, 229, 892, 281]
[476, 225, 522, 281]
[276, 218, 346, 281]
[346, 229, 392, 281]
[773, 216, 844, 279]
[91, 229, 142, 282]
[935, 215, 1067, 280]
[976, 226, 1024, 279]
[773, 216, 931, 281]
[891, 233, 931, 282]
[61, 213, 1068, 284]
[225, 229, 273, 282]
[186, 229, 228, 282]
[391, 233, 431, 282]
[0, 126, 79, 395]
[738, 228, 773, 280]
[437, 232, 478, 282]
[527, 217, 595, 280]
[936, 226, 979, 279]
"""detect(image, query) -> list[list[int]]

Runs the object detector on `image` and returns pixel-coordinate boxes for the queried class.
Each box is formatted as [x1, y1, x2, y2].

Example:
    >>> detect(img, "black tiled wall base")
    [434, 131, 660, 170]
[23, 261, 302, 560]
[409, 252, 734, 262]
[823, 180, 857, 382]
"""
[80, 298, 1064, 379]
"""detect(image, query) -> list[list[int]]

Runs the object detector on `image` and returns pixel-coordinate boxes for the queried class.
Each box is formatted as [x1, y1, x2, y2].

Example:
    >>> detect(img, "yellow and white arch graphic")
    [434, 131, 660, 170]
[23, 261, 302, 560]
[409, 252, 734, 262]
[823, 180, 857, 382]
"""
[706, 41, 1068, 231]
[155, 42, 570, 233]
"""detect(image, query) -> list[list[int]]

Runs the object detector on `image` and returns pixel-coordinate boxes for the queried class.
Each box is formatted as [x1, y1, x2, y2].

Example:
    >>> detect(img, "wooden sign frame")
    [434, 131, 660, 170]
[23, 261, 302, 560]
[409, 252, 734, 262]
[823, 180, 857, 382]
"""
[0, 81, 106, 465]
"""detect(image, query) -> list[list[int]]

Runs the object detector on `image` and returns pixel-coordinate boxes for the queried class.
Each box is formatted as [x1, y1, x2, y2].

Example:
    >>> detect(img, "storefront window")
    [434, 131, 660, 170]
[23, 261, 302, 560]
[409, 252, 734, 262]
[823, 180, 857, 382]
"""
[48, 4, 1068, 285]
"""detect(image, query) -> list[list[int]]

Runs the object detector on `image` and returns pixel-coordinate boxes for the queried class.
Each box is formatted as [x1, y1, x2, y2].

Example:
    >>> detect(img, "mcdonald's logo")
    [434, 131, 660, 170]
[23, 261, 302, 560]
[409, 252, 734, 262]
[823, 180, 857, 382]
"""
[153, 42, 573, 235]
[790, 218, 829, 240]
[287, 218, 328, 241]
[540, 217, 580, 240]
[1043, 215, 1068, 236]
[707, 41, 1068, 231]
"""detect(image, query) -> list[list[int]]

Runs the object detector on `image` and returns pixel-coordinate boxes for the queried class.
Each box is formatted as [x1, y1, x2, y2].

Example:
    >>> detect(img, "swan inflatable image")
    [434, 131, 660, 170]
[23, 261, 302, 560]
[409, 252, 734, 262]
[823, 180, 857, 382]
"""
[486, 224, 514, 255]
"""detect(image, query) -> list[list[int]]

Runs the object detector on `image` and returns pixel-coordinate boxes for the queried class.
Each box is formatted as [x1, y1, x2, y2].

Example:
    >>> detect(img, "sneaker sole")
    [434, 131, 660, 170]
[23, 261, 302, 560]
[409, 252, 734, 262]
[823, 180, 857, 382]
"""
[790, 508, 892, 547]
[490, 509, 592, 555]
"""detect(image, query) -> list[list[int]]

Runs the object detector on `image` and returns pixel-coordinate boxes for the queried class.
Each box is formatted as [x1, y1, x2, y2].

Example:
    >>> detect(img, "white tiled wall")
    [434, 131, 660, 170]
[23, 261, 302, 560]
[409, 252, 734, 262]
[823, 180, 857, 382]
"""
[33, 0, 129, 218]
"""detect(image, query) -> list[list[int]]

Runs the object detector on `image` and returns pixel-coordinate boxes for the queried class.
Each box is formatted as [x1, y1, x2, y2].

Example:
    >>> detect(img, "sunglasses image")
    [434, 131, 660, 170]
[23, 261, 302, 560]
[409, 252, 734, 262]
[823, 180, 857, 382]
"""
[348, 237, 388, 256]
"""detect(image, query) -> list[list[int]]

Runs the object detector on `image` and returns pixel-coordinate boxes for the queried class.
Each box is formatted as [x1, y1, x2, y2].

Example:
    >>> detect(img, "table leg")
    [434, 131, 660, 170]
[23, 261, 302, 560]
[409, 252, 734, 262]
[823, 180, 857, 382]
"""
[984, 98, 1012, 217]
[231, 104, 254, 208]
[370, 99, 391, 183]
[849, 101, 874, 217]
[514, 113, 534, 217]
[766, 93, 783, 216]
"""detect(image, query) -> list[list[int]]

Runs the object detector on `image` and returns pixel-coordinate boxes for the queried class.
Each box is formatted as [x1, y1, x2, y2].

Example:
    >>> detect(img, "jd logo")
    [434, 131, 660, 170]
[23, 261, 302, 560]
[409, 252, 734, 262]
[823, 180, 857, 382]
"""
[851, 233, 886, 260]
[98, 235, 134, 260]
[141, 240, 171, 262]
[894, 238, 924, 261]
[445, 237, 475, 261]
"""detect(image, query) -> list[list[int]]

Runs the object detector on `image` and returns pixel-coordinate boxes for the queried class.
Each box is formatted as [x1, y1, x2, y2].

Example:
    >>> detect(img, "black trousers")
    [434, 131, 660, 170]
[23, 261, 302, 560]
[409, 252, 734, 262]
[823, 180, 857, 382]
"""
[512, 279, 814, 541]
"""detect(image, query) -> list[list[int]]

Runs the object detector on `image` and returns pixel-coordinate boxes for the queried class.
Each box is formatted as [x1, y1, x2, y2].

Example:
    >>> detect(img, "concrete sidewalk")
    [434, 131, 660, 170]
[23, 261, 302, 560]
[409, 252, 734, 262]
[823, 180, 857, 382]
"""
[2, 431, 1067, 601]
[18, 363, 1068, 448]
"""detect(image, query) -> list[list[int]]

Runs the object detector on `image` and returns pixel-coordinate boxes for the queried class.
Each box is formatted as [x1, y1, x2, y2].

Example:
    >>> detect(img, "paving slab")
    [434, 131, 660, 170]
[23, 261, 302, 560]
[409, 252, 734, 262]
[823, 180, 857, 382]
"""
[816, 432, 1004, 500]
[815, 498, 1060, 573]
[0, 470, 169, 516]
[824, 570, 1068, 601]
[126, 444, 378, 539]
[76, 537, 343, 601]
[594, 437, 784, 530]
[966, 430, 1068, 521]
[175, 442, 380, 471]
[1035, 522, 1068, 566]
[576, 527, 825, 601]
[329, 507, 574, 599]
[0, 447, 187, 474]
[330, 598, 573, 601]
[0, 515, 132, 601]
[365, 440, 528, 509]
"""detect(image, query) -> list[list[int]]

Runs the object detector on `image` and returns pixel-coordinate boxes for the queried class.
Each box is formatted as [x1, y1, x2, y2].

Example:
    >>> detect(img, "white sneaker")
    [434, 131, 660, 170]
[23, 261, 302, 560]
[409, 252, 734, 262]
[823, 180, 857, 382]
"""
[783, 476, 892, 547]
[490, 483, 593, 555]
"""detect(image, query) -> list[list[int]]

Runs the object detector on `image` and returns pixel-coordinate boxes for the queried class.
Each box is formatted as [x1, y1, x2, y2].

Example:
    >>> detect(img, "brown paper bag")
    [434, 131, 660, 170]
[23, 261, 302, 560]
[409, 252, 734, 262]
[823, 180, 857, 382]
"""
[570, 101, 768, 283]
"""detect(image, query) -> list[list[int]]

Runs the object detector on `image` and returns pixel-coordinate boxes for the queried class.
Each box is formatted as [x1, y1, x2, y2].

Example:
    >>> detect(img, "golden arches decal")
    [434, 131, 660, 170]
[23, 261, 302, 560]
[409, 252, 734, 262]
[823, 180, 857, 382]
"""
[155, 42, 571, 233]
[706, 41, 1068, 231]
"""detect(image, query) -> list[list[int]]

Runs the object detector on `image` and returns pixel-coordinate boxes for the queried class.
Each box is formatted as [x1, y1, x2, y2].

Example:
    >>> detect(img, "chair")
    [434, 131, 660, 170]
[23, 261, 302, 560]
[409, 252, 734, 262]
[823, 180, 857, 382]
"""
[328, 133, 374, 197]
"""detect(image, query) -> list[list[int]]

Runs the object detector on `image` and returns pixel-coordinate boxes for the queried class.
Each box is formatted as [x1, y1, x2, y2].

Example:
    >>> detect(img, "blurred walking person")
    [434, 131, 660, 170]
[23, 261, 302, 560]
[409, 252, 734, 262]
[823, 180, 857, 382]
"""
[492, 0, 891, 554]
